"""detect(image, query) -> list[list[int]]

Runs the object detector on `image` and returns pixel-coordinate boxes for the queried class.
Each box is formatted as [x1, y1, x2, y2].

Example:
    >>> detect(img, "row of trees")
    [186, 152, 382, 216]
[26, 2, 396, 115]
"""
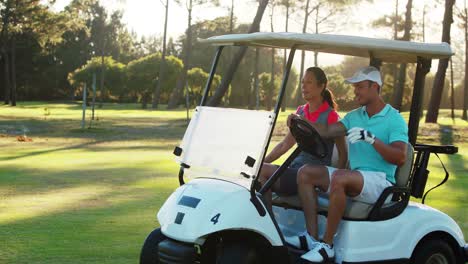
[1, 0, 467, 122]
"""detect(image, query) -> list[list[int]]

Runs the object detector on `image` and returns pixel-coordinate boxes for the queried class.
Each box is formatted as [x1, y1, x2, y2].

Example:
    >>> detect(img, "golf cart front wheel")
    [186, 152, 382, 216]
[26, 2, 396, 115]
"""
[216, 243, 260, 264]
[140, 228, 166, 264]
[412, 239, 456, 264]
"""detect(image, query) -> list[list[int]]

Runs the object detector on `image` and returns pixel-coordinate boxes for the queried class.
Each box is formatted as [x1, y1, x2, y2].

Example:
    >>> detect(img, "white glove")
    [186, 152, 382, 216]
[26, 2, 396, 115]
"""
[347, 127, 376, 145]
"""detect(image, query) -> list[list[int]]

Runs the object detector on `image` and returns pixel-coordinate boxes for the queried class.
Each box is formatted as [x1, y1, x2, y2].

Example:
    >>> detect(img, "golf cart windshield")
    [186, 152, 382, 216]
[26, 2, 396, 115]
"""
[176, 106, 275, 188]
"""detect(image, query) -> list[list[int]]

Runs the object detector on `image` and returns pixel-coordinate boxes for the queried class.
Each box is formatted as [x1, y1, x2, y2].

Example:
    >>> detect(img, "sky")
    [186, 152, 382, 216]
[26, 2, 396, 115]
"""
[51, 0, 464, 72]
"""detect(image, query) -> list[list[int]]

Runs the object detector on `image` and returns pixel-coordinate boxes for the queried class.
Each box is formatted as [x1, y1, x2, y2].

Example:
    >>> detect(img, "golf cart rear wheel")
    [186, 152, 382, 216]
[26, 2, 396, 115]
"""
[140, 228, 166, 264]
[412, 239, 456, 264]
[216, 243, 260, 264]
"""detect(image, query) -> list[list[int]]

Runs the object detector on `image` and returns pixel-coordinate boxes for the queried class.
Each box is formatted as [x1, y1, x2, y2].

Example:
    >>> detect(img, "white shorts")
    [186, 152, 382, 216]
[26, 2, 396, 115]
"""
[325, 167, 393, 204]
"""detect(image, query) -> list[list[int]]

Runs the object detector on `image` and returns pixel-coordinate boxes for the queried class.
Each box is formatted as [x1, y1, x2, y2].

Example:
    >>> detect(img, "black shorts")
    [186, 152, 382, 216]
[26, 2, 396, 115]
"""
[274, 166, 300, 196]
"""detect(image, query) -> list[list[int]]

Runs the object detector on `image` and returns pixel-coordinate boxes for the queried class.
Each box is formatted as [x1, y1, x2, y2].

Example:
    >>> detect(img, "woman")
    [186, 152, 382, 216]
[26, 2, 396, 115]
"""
[258, 67, 348, 208]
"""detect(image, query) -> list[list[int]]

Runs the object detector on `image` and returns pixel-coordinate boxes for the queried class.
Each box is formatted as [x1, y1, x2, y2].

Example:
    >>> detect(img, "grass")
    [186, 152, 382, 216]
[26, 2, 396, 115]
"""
[1, 102, 467, 263]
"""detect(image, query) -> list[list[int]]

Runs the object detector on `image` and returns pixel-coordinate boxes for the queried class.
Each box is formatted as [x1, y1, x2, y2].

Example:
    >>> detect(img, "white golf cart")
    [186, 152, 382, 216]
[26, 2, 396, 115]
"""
[140, 32, 468, 264]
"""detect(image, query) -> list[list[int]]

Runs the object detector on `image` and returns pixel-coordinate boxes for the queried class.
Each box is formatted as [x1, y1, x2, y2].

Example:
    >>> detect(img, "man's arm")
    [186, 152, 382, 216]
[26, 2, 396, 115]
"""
[347, 127, 408, 166]
[334, 136, 348, 169]
[287, 113, 347, 139]
[264, 131, 296, 163]
[373, 140, 407, 166]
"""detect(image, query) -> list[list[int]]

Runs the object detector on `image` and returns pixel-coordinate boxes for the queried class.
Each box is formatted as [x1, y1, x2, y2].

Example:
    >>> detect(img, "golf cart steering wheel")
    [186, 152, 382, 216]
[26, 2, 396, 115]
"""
[289, 116, 329, 159]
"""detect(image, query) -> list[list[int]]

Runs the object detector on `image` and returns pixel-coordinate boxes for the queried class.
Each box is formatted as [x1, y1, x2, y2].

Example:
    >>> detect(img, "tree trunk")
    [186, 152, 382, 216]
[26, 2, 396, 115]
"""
[295, 0, 311, 106]
[3, 48, 10, 105]
[229, 0, 234, 33]
[426, 0, 455, 123]
[99, 56, 106, 108]
[269, 3, 275, 111]
[450, 58, 455, 120]
[10, 34, 16, 106]
[422, 4, 426, 42]
[391, 0, 399, 104]
[313, 4, 319, 67]
[168, 0, 193, 109]
[99, 39, 106, 108]
[1, 1, 11, 105]
[207, 0, 269, 107]
[153, 0, 169, 109]
[392, 0, 412, 111]
[463, 0, 468, 120]
[281, 0, 289, 112]
[254, 48, 260, 110]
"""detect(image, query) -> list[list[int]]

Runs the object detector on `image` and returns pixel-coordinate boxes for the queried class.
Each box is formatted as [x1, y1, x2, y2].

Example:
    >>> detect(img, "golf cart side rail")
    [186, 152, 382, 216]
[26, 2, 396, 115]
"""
[414, 144, 458, 154]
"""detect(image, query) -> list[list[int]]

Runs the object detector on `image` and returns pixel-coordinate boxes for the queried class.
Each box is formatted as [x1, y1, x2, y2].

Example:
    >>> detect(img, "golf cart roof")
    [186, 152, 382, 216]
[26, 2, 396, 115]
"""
[200, 32, 453, 63]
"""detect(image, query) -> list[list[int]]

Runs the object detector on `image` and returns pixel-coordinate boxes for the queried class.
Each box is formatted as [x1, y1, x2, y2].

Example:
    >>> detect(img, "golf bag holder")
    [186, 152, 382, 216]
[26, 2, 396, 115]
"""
[410, 144, 458, 202]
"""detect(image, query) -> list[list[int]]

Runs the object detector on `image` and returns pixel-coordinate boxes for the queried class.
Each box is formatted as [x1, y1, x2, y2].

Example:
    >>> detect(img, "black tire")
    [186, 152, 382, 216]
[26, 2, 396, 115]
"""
[412, 239, 457, 264]
[140, 228, 166, 264]
[216, 243, 260, 264]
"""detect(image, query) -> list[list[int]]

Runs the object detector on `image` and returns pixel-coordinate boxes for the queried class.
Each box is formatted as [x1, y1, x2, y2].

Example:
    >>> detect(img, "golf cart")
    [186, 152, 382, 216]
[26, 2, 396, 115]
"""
[140, 32, 468, 264]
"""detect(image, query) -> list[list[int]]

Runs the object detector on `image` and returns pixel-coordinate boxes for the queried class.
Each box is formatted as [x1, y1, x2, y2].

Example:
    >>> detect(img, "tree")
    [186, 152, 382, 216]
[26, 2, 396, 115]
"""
[207, 0, 269, 107]
[167, 0, 220, 109]
[127, 53, 183, 108]
[310, 0, 366, 66]
[457, 0, 468, 120]
[294, 0, 312, 106]
[269, 1, 276, 111]
[0, 0, 76, 105]
[258, 72, 280, 110]
[392, 0, 413, 111]
[186, 67, 221, 106]
[0, 0, 12, 105]
[293, 0, 364, 106]
[152, 0, 169, 109]
[426, 0, 456, 123]
[278, 0, 295, 111]
[68, 56, 126, 101]
[372, 0, 403, 107]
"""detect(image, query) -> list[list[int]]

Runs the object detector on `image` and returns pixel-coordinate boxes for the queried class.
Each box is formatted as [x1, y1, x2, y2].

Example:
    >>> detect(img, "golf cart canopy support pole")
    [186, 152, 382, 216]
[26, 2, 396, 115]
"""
[408, 57, 431, 145]
[369, 55, 382, 70]
[251, 47, 297, 195]
[200, 46, 224, 106]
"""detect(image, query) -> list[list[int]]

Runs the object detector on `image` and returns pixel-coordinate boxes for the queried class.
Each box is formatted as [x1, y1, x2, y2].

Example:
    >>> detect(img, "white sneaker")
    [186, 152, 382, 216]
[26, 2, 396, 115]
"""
[300, 241, 335, 263]
[284, 230, 319, 251]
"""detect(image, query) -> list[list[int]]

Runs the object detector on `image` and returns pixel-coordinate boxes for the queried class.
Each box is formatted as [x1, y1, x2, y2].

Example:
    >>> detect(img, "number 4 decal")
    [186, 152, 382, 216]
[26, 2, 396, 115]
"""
[211, 213, 220, 225]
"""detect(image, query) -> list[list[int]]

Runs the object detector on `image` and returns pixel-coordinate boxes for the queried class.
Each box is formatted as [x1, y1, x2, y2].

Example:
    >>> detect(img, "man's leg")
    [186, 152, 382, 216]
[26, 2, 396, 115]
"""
[322, 169, 363, 245]
[297, 165, 330, 239]
[300, 169, 364, 263]
[258, 163, 280, 211]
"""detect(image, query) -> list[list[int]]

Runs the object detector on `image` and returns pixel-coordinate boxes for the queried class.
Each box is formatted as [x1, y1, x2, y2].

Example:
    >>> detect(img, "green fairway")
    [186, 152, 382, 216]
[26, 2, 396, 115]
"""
[1, 102, 467, 263]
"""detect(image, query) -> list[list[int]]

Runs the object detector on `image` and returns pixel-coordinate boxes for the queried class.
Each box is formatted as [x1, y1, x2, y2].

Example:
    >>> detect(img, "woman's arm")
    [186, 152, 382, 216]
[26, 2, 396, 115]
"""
[264, 132, 296, 163]
[334, 136, 348, 169]
[287, 113, 347, 139]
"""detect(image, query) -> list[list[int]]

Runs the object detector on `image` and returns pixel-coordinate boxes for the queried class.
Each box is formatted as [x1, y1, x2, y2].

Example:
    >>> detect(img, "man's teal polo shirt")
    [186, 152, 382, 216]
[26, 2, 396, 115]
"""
[340, 104, 408, 184]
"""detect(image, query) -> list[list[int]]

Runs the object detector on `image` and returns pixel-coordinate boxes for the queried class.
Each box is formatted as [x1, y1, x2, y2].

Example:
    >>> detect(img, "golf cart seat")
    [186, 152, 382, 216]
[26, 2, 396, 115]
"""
[273, 144, 414, 221]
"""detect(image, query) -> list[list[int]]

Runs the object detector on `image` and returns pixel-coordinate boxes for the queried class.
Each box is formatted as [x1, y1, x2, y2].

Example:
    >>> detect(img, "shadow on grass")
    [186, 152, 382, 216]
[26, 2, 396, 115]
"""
[0, 116, 188, 140]
[0, 176, 178, 264]
[0, 158, 180, 195]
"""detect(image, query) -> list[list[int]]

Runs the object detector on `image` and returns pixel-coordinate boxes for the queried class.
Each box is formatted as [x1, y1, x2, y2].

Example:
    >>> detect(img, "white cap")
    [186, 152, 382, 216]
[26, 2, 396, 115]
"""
[345, 66, 382, 87]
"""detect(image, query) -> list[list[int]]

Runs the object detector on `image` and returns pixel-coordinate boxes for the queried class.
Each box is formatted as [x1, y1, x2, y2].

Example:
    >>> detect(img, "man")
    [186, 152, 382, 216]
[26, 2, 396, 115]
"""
[285, 66, 408, 263]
